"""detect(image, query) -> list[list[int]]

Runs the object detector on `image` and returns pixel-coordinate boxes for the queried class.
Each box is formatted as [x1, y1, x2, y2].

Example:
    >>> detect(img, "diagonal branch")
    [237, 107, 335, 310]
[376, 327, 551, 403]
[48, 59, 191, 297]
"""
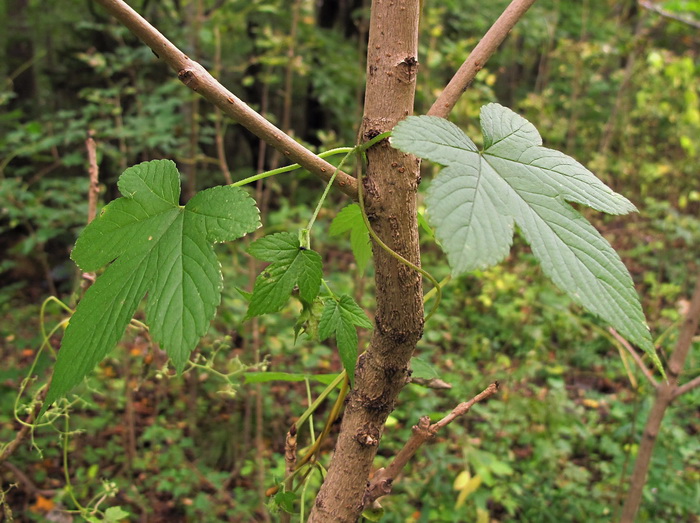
[609, 327, 659, 389]
[363, 382, 499, 507]
[428, 0, 538, 118]
[0, 380, 50, 465]
[638, 0, 700, 29]
[673, 374, 700, 399]
[92, 0, 358, 198]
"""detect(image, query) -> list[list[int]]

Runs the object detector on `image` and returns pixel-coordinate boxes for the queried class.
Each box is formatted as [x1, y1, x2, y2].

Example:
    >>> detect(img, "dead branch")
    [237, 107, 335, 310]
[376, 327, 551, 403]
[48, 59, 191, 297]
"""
[363, 382, 499, 507]
[92, 0, 358, 198]
[428, 0, 537, 118]
[85, 130, 100, 224]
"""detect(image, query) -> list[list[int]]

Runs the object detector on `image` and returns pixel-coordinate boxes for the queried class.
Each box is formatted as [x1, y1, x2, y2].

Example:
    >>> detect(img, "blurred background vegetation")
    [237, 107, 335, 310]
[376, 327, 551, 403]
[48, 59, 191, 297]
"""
[0, 0, 698, 521]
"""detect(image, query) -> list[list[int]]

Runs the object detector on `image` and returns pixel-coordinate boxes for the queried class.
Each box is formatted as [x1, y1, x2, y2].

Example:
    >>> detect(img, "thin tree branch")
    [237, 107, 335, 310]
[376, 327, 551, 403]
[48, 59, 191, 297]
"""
[666, 275, 700, 383]
[85, 130, 100, 224]
[0, 462, 57, 498]
[673, 374, 700, 399]
[608, 328, 659, 389]
[638, 0, 700, 29]
[363, 382, 499, 507]
[280, 424, 297, 523]
[0, 380, 50, 465]
[92, 0, 358, 198]
[408, 376, 452, 389]
[620, 274, 700, 522]
[428, 0, 538, 118]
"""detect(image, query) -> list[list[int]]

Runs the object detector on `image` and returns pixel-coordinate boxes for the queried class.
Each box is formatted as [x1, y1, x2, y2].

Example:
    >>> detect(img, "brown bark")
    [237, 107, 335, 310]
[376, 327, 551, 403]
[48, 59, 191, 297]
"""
[308, 1, 422, 521]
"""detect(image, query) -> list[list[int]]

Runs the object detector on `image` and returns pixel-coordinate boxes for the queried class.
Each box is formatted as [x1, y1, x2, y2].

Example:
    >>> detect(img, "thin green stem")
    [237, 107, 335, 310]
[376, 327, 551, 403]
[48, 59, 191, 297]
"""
[231, 147, 353, 188]
[424, 275, 451, 304]
[294, 371, 345, 431]
[357, 131, 392, 153]
[295, 373, 349, 469]
[304, 378, 316, 446]
[306, 149, 354, 232]
[62, 414, 84, 512]
[321, 279, 336, 299]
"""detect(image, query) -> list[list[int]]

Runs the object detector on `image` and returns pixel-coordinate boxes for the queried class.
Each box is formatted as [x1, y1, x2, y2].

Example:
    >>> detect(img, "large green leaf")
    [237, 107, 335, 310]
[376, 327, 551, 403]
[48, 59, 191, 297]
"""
[45, 160, 260, 408]
[246, 232, 323, 318]
[391, 104, 660, 370]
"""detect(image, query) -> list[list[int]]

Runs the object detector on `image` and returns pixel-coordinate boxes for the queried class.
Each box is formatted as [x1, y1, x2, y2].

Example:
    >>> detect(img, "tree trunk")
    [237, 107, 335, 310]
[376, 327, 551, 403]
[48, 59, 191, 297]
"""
[308, 1, 422, 521]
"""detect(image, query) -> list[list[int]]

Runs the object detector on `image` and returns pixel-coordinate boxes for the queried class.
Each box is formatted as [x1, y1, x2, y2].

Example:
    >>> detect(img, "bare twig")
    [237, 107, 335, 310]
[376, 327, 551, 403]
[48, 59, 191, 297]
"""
[621, 275, 700, 522]
[0, 462, 56, 497]
[0, 380, 50, 465]
[280, 425, 298, 523]
[638, 0, 700, 29]
[284, 424, 297, 488]
[85, 130, 100, 224]
[428, 0, 537, 118]
[673, 374, 700, 399]
[408, 377, 452, 389]
[92, 0, 358, 198]
[608, 328, 658, 389]
[363, 382, 499, 507]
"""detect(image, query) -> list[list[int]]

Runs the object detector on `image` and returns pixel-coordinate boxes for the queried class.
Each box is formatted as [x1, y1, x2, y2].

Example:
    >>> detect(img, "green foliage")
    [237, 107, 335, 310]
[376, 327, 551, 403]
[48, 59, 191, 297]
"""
[2, 0, 699, 521]
[329, 203, 371, 272]
[318, 294, 372, 385]
[44, 160, 260, 408]
[392, 105, 660, 372]
[246, 231, 323, 318]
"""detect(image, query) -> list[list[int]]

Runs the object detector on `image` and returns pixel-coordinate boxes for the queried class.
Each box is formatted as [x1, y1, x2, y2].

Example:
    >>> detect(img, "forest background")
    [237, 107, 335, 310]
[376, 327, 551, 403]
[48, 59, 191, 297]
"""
[0, 0, 699, 521]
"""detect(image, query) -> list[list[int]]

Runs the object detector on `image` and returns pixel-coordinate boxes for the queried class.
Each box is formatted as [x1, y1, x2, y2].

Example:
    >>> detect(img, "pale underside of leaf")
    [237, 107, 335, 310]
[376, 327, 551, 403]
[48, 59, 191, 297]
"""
[391, 106, 657, 368]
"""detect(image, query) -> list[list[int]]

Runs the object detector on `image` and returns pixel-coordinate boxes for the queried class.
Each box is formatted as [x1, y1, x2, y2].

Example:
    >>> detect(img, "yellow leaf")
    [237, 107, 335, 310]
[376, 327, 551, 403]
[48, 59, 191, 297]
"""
[453, 469, 471, 490]
[476, 507, 490, 523]
[582, 398, 600, 409]
[455, 474, 482, 508]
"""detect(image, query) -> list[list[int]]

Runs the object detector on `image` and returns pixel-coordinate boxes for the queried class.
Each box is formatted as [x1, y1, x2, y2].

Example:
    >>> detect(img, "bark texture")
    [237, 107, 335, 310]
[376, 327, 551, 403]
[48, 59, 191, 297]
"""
[308, 1, 422, 521]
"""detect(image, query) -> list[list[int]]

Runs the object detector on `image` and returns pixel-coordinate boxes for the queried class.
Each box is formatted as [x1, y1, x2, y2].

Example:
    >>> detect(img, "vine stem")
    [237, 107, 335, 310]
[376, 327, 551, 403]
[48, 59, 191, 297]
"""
[306, 149, 355, 232]
[231, 147, 353, 189]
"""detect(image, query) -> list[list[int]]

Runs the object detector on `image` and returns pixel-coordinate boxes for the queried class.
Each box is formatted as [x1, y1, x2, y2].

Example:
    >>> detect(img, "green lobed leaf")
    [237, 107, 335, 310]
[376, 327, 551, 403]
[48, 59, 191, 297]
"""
[329, 203, 372, 272]
[319, 295, 372, 385]
[391, 105, 661, 373]
[44, 160, 260, 409]
[246, 232, 323, 318]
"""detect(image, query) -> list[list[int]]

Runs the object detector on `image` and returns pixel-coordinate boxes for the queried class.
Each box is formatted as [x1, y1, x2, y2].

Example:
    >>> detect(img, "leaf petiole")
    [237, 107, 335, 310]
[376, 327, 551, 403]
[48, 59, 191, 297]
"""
[231, 147, 353, 188]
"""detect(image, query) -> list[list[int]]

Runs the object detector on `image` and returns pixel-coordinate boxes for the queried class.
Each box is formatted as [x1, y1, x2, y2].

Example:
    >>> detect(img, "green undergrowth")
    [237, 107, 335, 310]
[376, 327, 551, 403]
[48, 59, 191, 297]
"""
[1, 202, 698, 521]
